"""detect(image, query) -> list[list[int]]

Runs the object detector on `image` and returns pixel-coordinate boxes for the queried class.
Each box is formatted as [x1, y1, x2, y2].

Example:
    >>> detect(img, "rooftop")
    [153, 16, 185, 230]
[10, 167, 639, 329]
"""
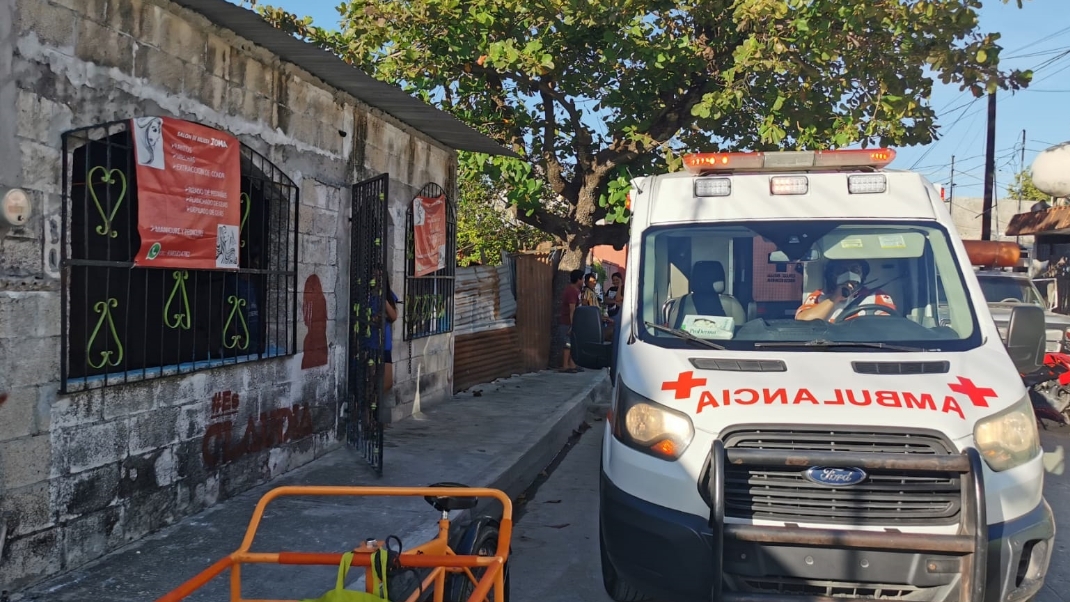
[174, 0, 517, 158]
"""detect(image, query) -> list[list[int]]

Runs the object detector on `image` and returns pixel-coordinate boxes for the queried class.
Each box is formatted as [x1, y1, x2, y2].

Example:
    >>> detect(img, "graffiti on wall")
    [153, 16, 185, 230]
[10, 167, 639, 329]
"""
[201, 390, 314, 469]
[301, 274, 328, 369]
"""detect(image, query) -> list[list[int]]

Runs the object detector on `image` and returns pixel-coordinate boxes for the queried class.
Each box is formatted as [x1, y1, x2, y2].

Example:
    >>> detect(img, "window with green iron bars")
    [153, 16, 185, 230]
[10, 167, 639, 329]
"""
[403, 182, 456, 341]
[60, 120, 299, 393]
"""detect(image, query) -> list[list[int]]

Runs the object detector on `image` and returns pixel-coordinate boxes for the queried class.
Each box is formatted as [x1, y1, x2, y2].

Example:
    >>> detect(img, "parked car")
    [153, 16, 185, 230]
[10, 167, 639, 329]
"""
[975, 268, 1070, 352]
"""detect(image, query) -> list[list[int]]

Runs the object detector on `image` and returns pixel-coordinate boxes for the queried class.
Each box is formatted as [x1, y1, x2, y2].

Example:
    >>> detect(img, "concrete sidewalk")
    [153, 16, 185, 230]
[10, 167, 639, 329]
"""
[17, 369, 611, 602]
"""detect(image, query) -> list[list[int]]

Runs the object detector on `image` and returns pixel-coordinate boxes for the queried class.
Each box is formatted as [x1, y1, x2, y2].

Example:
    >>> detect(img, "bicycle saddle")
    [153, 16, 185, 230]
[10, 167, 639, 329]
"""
[423, 482, 479, 512]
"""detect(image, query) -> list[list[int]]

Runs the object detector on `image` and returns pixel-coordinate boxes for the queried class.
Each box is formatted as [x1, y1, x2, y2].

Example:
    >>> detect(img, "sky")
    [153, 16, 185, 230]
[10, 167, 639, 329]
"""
[234, 0, 1069, 200]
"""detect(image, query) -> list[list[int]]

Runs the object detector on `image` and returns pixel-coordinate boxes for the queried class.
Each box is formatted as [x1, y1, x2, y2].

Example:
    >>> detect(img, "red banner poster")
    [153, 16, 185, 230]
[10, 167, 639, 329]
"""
[412, 194, 447, 277]
[131, 116, 242, 270]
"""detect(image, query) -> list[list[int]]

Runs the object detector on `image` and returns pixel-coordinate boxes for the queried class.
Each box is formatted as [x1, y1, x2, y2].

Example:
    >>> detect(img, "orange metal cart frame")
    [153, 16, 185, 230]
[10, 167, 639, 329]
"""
[156, 486, 512, 602]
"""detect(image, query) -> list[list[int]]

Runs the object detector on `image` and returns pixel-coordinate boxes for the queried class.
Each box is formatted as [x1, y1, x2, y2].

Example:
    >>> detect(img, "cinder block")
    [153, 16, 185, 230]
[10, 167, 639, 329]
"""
[36, 293, 61, 337]
[104, 0, 142, 37]
[53, 0, 107, 22]
[61, 419, 128, 474]
[101, 380, 155, 420]
[0, 434, 51, 489]
[18, 0, 77, 49]
[74, 18, 135, 73]
[120, 447, 173, 498]
[21, 140, 62, 196]
[205, 34, 232, 79]
[127, 406, 180, 455]
[16, 90, 48, 143]
[122, 485, 176, 543]
[51, 388, 104, 429]
[52, 462, 120, 518]
[0, 236, 42, 277]
[133, 46, 185, 95]
[0, 528, 62, 591]
[195, 74, 228, 113]
[61, 505, 123, 571]
[174, 402, 208, 442]
[0, 386, 37, 441]
[0, 480, 54, 538]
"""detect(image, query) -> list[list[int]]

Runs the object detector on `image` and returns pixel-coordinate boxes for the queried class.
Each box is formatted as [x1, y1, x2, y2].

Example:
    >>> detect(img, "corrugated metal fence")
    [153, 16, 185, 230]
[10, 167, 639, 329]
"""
[452, 251, 560, 393]
[453, 264, 523, 392]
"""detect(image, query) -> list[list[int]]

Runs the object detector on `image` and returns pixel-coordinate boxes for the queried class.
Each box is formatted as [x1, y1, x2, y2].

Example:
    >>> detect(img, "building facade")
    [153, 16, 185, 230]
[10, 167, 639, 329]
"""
[0, 0, 509, 590]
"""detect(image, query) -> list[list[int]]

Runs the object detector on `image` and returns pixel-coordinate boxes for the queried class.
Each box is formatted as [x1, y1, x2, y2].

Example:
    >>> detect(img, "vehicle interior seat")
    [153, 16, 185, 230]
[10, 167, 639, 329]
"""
[671, 261, 747, 328]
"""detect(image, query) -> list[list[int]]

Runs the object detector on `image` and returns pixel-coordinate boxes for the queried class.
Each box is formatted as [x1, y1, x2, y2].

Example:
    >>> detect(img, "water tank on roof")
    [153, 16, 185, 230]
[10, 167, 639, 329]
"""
[1032, 142, 1070, 199]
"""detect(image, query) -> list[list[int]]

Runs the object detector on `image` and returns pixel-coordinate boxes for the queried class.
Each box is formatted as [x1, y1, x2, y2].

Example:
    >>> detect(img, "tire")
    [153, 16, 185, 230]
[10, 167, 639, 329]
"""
[599, 523, 650, 602]
[446, 522, 510, 602]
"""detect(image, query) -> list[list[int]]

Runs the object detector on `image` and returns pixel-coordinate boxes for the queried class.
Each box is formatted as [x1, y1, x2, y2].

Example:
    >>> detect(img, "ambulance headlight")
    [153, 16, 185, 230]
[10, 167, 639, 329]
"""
[612, 381, 694, 461]
[973, 396, 1041, 472]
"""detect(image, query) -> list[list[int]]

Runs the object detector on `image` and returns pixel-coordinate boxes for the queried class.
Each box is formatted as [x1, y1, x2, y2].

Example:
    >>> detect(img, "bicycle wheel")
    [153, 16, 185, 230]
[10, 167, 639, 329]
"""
[446, 521, 509, 602]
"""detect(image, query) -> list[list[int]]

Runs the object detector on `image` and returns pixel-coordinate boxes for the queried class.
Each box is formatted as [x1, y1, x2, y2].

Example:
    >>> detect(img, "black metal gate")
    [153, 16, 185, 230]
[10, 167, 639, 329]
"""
[348, 174, 388, 474]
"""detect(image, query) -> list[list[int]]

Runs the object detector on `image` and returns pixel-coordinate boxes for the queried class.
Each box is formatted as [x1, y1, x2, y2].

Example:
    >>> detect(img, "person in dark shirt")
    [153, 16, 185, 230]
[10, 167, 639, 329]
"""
[557, 269, 584, 373]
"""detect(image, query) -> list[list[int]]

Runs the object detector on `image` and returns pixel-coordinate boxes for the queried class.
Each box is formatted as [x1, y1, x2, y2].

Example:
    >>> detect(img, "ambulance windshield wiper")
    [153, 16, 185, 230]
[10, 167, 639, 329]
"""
[753, 339, 928, 352]
[645, 322, 725, 350]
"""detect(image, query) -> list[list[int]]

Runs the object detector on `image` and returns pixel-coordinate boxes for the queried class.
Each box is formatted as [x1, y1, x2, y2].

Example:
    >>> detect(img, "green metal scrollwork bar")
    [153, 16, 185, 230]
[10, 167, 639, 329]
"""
[239, 192, 251, 248]
[87, 298, 124, 369]
[223, 295, 250, 350]
[164, 270, 192, 330]
[88, 166, 127, 238]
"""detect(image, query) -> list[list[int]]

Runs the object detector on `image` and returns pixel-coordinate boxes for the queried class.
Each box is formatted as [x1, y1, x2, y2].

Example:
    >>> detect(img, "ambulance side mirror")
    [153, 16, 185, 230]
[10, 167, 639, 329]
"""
[1005, 304, 1045, 373]
[571, 306, 611, 370]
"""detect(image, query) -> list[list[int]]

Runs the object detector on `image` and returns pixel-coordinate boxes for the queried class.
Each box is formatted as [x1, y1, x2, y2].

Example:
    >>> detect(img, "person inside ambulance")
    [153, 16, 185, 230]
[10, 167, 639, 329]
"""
[795, 258, 897, 323]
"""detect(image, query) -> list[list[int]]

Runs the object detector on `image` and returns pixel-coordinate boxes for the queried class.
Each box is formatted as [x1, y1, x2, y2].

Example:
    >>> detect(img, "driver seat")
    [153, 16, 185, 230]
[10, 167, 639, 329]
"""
[672, 261, 746, 328]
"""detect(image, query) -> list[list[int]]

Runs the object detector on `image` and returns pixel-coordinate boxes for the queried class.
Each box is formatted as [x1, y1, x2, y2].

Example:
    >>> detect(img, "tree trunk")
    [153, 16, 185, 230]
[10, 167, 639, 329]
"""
[547, 233, 591, 369]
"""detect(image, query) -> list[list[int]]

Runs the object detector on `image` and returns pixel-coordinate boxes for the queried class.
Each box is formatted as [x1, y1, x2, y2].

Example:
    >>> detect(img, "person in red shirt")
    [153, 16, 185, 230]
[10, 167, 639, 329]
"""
[558, 269, 584, 372]
[796, 258, 897, 323]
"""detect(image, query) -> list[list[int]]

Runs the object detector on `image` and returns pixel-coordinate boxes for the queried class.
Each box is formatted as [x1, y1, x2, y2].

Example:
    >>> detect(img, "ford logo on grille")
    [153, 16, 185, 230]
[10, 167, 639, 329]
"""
[803, 466, 868, 487]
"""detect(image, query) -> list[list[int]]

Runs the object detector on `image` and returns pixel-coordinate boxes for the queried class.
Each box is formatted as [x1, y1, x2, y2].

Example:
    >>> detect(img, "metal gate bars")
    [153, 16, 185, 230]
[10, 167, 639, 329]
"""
[348, 174, 389, 474]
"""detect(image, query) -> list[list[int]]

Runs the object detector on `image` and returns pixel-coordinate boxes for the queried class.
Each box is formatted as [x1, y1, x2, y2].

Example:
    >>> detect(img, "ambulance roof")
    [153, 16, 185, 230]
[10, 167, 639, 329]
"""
[636, 168, 942, 226]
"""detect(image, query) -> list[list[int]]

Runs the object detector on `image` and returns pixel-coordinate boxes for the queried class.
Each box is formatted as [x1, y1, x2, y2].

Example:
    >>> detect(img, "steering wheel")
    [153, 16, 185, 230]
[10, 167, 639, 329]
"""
[837, 303, 902, 321]
[1000, 297, 1020, 303]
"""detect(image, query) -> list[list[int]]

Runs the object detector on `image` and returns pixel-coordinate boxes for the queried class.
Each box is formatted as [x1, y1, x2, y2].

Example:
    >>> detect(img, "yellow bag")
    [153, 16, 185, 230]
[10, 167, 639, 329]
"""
[302, 549, 390, 602]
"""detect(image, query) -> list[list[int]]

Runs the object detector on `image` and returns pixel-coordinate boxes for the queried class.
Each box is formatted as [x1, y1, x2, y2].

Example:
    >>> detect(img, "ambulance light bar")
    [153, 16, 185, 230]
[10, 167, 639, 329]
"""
[694, 177, 731, 197]
[683, 148, 896, 174]
[963, 240, 1020, 268]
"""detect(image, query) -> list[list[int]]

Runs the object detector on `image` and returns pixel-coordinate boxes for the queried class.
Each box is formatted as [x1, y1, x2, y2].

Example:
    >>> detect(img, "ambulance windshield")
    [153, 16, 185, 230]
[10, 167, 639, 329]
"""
[637, 220, 981, 352]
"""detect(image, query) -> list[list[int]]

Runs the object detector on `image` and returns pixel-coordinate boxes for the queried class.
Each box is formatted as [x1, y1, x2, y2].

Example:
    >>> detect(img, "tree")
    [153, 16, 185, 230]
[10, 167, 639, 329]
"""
[255, 0, 1031, 266]
[456, 154, 554, 266]
[252, 0, 1032, 363]
[1007, 168, 1052, 204]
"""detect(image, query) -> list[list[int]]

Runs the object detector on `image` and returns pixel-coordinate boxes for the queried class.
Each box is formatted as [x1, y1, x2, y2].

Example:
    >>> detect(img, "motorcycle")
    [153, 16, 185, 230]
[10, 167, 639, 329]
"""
[1021, 352, 1070, 429]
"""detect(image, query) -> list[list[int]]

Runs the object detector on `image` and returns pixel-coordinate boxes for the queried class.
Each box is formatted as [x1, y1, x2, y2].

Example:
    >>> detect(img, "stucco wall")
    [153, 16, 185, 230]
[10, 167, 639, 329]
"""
[0, 0, 456, 590]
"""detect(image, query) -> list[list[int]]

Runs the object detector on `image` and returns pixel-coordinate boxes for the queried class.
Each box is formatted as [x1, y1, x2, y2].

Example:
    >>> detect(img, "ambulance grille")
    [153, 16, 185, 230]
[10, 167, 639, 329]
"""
[721, 428, 962, 526]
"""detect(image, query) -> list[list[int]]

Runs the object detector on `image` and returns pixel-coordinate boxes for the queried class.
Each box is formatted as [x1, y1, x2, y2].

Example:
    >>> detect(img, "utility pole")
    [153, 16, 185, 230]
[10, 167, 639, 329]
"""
[949, 155, 956, 216]
[981, 91, 997, 241]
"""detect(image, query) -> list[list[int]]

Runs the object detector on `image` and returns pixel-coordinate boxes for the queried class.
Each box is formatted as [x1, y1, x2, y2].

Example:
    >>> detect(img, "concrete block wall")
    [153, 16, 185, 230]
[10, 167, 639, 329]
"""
[0, 0, 458, 591]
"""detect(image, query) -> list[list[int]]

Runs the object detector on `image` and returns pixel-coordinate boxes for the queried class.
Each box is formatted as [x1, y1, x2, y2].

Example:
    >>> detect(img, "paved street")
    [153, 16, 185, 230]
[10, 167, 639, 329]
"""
[509, 417, 1070, 602]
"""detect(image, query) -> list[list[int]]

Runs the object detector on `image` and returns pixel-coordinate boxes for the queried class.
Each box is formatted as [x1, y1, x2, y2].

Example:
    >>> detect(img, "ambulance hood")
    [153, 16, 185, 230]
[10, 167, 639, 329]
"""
[619, 340, 1025, 441]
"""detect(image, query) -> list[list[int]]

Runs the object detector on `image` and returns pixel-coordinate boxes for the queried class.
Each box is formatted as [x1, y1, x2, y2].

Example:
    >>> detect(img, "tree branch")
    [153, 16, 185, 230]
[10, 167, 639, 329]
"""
[514, 204, 574, 241]
[596, 78, 710, 172]
[537, 89, 576, 202]
[522, 74, 595, 174]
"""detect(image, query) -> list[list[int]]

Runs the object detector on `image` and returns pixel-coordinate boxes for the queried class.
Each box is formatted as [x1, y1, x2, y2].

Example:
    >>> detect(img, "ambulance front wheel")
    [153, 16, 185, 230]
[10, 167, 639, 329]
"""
[599, 523, 650, 602]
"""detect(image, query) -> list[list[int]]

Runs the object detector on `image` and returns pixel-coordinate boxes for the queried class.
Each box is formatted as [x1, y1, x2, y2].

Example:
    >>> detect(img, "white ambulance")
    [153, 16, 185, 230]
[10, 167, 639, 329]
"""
[569, 149, 1056, 602]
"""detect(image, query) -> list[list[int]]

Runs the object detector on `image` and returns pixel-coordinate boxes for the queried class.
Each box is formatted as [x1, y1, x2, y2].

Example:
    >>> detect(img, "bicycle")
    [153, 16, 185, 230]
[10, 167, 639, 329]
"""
[157, 482, 512, 602]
